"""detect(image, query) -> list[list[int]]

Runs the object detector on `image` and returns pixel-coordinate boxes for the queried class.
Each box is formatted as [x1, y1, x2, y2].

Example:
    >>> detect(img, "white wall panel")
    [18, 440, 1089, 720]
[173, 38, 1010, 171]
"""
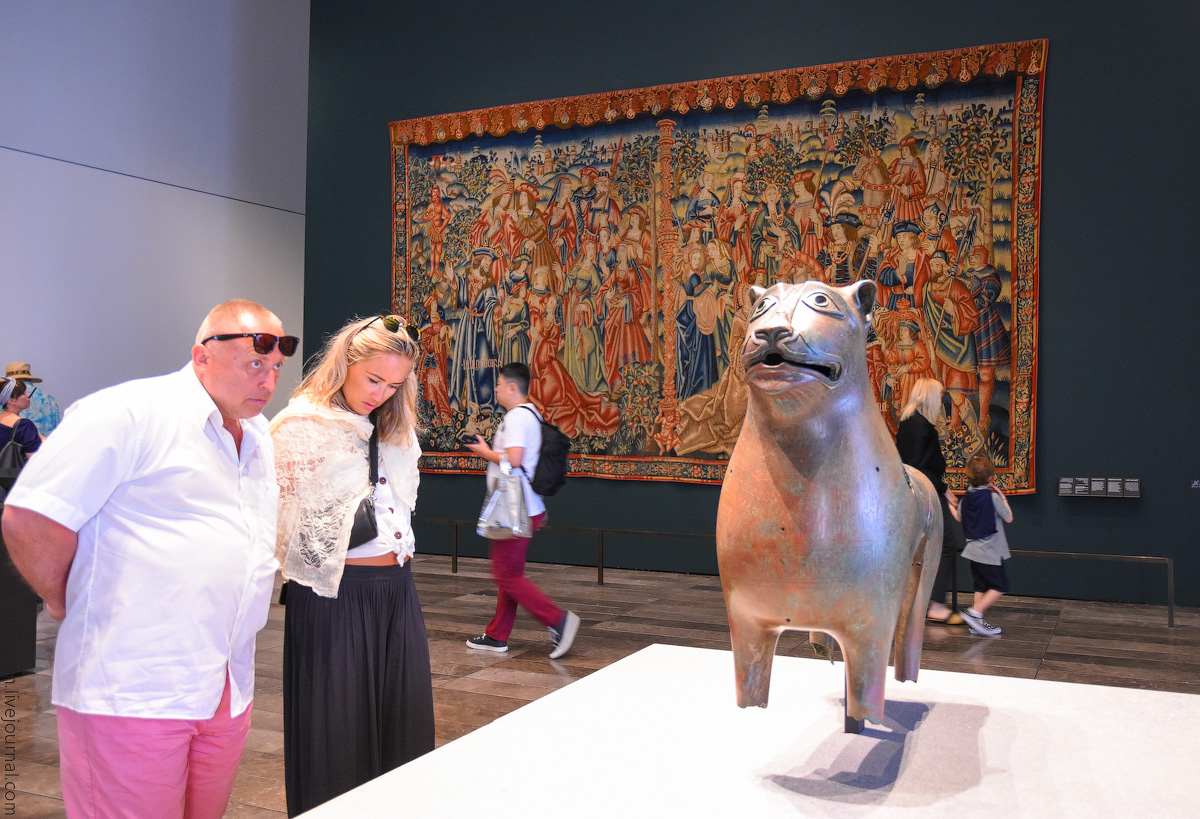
[0, 0, 309, 416]
[0, 0, 309, 213]
[0, 149, 305, 415]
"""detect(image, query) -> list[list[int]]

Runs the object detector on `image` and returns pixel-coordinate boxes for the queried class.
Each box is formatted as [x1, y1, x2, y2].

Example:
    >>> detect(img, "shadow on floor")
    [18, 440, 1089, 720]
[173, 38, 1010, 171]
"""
[765, 697, 989, 806]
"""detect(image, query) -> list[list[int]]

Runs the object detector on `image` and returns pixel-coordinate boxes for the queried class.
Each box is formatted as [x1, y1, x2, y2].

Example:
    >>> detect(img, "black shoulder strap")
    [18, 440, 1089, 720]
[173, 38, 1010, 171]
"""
[511, 405, 543, 477]
[519, 404, 544, 425]
[368, 416, 379, 486]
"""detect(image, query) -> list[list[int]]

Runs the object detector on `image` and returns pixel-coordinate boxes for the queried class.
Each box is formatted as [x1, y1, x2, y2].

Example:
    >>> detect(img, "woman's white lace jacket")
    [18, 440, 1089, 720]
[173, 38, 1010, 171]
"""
[270, 396, 420, 598]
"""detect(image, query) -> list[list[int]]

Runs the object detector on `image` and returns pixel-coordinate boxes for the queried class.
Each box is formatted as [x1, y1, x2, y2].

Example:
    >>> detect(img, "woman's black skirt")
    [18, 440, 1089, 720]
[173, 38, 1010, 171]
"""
[283, 563, 435, 816]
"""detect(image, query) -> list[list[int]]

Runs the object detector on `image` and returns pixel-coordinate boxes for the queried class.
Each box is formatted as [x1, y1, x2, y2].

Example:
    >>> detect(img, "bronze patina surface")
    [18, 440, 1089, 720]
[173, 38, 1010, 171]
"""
[716, 280, 942, 725]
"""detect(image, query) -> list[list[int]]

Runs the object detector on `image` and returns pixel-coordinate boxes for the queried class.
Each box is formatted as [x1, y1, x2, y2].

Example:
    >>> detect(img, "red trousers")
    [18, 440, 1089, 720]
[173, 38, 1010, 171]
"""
[485, 513, 562, 641]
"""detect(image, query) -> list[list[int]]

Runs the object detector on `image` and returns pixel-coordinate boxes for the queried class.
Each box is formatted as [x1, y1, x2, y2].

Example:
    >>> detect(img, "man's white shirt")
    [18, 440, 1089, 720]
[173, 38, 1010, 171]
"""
[487, 403, 545, 516]
[5, 365, 279, 718]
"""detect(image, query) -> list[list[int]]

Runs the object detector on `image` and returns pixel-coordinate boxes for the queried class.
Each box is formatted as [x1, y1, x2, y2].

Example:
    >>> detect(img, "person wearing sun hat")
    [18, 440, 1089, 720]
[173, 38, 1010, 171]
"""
[1, 375, 42, 472]
[6, 362, 60, 436]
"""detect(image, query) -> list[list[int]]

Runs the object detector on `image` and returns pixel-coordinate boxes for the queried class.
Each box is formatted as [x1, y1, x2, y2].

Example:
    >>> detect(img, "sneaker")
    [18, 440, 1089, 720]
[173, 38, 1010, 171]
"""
[548, 611, 580, 660]
[958, 608, 1002, 637]
[466, 634, 508, 653]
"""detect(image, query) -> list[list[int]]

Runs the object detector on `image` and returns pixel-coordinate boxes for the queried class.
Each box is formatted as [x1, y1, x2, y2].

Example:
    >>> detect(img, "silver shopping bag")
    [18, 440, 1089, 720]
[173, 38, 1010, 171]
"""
[476, 463, 531, 540]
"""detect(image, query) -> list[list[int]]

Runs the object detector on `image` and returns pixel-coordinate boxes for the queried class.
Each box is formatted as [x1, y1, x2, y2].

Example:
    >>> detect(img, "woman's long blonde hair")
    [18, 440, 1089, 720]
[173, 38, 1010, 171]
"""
[295, 315, 421, 446]
[900, 378, 944, 425]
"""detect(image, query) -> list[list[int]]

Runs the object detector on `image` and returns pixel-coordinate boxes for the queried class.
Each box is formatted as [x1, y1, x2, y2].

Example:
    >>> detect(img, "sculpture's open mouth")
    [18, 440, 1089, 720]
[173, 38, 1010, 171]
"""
[758, 351, 842, 382]
[745, 346, 843, 391]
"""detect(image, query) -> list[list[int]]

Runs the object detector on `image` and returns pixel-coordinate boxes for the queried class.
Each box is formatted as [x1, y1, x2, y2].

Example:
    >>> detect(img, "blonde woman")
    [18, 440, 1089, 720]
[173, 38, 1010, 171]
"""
[271, 315, 432, 816]
[894, 378, 964, 624]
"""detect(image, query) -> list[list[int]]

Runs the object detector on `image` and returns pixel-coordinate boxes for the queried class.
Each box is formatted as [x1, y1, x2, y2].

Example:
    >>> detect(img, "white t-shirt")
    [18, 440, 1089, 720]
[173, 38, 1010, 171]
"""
[345, 462, 416, 560]
[5, 365, 278, 719]
[486, 403, 545, 517]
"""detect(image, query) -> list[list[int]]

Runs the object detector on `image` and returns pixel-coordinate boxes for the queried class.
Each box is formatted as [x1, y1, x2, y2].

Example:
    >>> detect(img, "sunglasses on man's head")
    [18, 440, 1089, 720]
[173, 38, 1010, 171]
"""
[201, 333, 300, 356]
[362, 314, 419, 341]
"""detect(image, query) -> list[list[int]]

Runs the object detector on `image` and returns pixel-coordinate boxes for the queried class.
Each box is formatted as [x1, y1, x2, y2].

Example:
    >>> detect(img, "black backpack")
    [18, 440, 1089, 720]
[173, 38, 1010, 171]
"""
[517, 406, 570, 496]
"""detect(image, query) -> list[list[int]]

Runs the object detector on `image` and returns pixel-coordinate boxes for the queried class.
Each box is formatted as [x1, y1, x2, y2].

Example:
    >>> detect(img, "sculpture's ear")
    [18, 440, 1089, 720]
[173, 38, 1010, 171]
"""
[847, 280, 877, 327]
[750, 285, 767, 305]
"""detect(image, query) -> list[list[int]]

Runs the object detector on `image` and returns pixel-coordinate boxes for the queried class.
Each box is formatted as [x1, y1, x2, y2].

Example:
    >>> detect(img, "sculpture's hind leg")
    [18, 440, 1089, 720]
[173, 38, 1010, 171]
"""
[727, 600, 780, 708]
[841, 628, 893, 724]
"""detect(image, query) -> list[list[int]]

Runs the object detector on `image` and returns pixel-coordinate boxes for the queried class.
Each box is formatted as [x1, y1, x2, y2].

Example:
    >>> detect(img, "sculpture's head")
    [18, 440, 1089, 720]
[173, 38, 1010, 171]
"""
[740, 280, 877, 411]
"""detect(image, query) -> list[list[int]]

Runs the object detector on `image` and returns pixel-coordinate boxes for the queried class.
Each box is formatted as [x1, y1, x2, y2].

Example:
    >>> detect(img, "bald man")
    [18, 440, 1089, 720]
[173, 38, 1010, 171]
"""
[2, 299, 297, 819]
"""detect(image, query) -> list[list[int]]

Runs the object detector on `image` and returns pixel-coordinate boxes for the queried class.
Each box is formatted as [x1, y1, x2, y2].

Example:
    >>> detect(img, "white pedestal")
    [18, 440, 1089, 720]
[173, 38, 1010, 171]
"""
[305, 644, 1198, 818]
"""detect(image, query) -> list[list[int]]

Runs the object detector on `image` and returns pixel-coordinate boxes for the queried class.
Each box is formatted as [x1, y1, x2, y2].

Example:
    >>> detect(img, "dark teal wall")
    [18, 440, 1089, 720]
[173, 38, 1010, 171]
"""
[307, 0, 1200, 606]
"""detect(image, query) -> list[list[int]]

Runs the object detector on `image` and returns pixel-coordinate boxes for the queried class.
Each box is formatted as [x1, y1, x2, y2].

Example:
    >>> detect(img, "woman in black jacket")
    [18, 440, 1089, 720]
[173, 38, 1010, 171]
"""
[895, 378, 963, 624]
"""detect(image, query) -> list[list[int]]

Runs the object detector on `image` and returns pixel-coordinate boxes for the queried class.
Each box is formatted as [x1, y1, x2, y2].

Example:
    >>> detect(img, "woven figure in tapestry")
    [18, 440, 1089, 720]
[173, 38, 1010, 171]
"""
[716, 280, 942, 725]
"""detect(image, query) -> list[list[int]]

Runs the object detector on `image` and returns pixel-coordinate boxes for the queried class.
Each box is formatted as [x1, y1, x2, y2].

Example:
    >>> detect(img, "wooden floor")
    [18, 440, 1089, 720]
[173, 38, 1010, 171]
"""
[6, 554, 1197, 817]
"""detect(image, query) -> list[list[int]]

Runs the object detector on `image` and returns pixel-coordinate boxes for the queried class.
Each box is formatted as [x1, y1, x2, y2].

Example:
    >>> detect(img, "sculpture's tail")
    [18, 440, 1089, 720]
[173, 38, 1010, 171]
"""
[892, 468, 944, 683]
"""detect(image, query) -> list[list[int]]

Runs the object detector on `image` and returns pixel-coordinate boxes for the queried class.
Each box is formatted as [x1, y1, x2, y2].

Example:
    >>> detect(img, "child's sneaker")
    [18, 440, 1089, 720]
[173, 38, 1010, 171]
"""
[959, 608, 1002, 637]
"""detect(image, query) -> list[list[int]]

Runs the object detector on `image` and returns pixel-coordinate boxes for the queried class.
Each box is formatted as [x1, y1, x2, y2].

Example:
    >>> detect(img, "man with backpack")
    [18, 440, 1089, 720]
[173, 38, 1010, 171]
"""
[464, 362, 580, 659]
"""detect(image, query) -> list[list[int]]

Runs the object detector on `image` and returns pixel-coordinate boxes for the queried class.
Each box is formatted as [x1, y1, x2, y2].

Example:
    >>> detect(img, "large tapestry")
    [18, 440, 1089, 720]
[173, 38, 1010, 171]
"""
[391, 40, 1044, 492]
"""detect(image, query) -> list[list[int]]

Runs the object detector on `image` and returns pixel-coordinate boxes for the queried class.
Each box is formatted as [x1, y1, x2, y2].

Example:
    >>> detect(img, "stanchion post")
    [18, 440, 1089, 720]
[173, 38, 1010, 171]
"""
[451, 524, 458, 574]
[951, 549, 959, 613]
[1167, 558, 1174, 628]
[597, 531, 605, 586]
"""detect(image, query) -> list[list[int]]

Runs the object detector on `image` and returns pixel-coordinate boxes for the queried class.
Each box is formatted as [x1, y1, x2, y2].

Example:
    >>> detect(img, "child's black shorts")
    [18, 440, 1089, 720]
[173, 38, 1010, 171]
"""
[968, 558, 1009, 594]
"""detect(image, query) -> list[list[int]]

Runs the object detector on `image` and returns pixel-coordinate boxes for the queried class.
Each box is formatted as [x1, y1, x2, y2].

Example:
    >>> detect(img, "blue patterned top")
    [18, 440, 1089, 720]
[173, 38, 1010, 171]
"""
[21, 387, 61, 436]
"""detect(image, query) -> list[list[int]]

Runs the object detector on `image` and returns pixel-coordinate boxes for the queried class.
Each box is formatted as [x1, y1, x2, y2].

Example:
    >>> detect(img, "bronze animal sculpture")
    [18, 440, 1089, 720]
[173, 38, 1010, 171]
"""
[715, 280, 942, 726]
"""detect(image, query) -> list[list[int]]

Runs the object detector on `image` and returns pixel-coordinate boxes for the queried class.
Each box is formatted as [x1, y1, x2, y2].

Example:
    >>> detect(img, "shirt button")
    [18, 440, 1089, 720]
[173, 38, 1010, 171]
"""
[394, 532, 402, 539]
[379, 477, 387, 484]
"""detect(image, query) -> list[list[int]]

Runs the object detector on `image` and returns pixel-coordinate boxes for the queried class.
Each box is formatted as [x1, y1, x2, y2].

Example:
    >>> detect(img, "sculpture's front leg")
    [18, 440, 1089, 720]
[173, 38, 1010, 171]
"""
[725, 590, 781, 709]
[893, 471, 944, 683]
[840, 627, 893, 724]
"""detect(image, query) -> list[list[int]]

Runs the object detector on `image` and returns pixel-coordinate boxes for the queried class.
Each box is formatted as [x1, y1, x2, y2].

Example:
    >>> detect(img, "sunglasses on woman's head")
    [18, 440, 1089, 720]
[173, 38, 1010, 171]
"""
[201, 333, 300, 356]
[362, 314, 419, 341]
